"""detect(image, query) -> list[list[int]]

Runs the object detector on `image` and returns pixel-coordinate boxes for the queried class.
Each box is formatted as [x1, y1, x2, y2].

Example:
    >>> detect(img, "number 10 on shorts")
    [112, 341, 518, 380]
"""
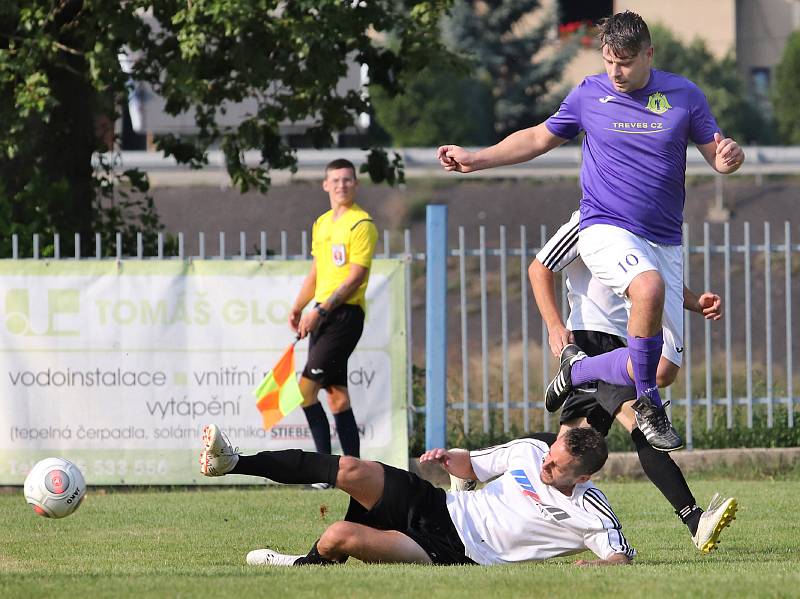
[618, 253, 639, 273]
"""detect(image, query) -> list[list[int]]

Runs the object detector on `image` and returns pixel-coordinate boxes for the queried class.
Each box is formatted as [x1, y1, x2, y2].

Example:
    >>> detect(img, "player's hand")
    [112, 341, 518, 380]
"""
[714, 132, 744, 169]
[297, 309, 322, 339]
[698, 292, 722, 320]
[548, 325, 575, 357]
[436, 145, 477, 173]
[288, 308, 302, 332]
[419, 448, 452, 468]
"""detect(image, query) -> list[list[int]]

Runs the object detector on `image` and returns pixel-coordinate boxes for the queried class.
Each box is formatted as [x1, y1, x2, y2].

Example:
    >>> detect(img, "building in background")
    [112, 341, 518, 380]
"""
[556, 0, 799, 117]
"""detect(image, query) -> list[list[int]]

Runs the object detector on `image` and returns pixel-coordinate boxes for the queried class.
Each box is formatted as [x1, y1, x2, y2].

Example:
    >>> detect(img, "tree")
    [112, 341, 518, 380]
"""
[649, 24, 775, 144]
[773, 30, 800, 144]
[0, 0, 452, 257]
[369, 63, 495, 147]
[446, 1, 578, 140]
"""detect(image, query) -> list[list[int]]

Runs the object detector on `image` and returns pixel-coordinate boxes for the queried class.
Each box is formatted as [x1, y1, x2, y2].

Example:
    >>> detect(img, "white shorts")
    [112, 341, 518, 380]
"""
[578, 224, 684, 366]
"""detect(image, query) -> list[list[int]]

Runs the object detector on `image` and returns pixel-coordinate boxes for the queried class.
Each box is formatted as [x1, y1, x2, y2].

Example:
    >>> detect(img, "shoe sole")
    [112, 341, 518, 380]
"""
[698, 498, 738, 554]
[200, 424, 226, 476]
[199, 451, 211, 476]
[544, 378, 566, 412]
[651, 441, 685, 453]
[202, 424, 218, 453]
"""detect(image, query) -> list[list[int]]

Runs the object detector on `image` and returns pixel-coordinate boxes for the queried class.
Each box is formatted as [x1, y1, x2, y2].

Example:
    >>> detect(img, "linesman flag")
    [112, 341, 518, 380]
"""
[253, 342, 304, 430]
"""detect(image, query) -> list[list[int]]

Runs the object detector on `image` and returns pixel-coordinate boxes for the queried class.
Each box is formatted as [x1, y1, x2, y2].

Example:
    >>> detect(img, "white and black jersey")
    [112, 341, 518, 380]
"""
[445, 439, 635, 565]
[535, 210, 628, 338]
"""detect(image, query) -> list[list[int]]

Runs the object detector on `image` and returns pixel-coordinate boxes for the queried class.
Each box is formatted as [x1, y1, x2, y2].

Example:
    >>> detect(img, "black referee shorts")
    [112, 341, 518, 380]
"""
[559, 330, 637, 436]
[343, 464, 476, 566]
[302, 304, 364, 388]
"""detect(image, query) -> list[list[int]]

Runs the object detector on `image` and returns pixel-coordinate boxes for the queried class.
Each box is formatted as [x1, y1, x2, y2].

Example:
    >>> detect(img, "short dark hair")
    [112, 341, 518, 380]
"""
[598, 11, 651, 59]
[325, 158, 357, 179]
[562, 427, 608, 476]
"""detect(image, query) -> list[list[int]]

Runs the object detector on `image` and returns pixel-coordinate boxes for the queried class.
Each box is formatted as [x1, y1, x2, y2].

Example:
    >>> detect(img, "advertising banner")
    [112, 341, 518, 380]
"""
[0, 259, 407, 484]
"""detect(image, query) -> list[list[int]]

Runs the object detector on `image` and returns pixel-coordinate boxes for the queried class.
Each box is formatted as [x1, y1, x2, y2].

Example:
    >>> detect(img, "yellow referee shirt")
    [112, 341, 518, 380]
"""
[311, 203, 378, 312]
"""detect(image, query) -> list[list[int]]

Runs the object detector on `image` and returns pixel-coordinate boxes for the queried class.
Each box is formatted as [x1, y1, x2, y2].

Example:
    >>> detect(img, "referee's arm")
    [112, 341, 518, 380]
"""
[290, 260, 318, 333]
[296, 263, 368, 338]
[318, 263, 368, 313]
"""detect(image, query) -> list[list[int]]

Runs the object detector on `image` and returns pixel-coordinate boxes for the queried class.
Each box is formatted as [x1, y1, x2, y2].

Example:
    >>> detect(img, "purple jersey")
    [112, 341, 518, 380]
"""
[545, 69, 719, 245]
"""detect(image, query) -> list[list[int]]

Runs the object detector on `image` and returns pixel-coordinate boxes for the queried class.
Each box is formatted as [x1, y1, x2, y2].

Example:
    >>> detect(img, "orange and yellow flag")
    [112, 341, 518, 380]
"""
[253, 343, 304, 430]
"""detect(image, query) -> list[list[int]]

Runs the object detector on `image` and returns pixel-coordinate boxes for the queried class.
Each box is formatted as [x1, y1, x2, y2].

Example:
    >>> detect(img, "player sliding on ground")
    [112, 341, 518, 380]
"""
[199, 424, 635, 566]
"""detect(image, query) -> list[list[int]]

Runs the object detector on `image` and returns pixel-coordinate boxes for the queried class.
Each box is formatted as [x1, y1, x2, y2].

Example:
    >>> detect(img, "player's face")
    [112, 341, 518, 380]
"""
[323, 167, 358, 208]
[602, 44, 653, 93]
[540, 438, 584, 490]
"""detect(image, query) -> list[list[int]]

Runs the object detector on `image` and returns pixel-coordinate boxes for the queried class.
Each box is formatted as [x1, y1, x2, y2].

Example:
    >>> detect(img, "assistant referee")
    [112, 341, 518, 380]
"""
[289, 158, 378, 463]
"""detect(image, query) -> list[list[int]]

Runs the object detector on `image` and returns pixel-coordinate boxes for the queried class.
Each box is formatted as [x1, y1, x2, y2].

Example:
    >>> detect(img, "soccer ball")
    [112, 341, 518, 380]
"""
[23, 457, 86, 518]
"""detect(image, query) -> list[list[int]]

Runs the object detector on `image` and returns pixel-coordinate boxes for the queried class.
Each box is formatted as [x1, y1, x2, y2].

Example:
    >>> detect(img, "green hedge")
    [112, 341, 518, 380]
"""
[409, 405, 800, 455]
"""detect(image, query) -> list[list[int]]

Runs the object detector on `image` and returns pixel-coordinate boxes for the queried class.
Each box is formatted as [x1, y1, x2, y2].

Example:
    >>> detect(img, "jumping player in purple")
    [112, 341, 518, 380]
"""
[437, 11, 744, 452]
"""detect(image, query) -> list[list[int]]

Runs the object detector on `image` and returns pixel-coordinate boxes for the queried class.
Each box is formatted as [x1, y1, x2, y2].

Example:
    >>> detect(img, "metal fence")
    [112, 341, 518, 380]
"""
[7, 218, 800, 449]
[424, 219, 799, 450]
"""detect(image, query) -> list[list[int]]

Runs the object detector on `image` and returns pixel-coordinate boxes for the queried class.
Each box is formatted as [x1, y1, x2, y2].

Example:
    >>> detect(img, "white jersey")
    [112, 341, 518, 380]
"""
[535, 210, 628, 338]
[445, 439, 635, 565]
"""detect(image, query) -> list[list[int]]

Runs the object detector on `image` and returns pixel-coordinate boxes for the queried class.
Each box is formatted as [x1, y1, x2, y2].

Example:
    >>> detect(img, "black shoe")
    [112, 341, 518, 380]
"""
[631, 396, 684, 452]
[545, 344, 587, 412]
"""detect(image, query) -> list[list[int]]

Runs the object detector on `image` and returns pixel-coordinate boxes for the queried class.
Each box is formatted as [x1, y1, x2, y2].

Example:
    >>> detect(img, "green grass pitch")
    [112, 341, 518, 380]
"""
[2, 480, 799, 598]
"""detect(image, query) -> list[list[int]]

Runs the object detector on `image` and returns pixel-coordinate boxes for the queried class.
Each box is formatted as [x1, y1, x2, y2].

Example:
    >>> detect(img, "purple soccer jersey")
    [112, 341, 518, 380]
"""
[545, 69, 719, 245]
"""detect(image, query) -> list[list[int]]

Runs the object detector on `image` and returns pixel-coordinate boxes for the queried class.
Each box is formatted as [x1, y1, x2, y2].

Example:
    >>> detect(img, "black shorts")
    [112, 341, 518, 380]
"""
[343, 464, 476, 566]
[303, 304, 364, 388]
[559, 330, 637, 437]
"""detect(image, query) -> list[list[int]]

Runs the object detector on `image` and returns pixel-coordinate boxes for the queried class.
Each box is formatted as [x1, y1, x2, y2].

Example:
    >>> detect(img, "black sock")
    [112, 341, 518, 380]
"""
[678, 504, 703, 536]
[231, 450, 340, 486]
[527, 432, 558, 446]
[303, 403, 332, 454]
[334, 408, 360, 457]
[294, 540, 344, 565]
[631, 428, 701, 534]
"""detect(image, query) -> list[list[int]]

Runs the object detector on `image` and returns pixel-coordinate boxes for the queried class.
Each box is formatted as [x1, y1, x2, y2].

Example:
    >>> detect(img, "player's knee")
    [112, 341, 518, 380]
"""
[627, 271, 665, 309]
[656, 368, 677, 387]
[336, 455, 365, 485]
[319, 521, 357, 553]
[656, 358, 680, 387]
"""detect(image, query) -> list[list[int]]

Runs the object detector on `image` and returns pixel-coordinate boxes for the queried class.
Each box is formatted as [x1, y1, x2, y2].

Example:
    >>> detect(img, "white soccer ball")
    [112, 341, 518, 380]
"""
[23, 457, 86, 519]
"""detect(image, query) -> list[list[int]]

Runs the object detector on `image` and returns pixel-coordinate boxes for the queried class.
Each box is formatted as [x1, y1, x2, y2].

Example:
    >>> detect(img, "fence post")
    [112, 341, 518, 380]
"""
[426, 204, 448, 450]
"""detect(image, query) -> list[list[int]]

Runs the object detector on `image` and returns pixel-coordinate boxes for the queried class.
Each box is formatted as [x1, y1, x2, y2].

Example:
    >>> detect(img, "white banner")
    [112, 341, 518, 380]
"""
[0, 259, 408, 484]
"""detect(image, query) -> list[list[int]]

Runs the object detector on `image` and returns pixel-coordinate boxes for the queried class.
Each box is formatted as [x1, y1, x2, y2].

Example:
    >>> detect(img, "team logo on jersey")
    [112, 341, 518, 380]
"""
[599, 95, 615, 103]
[646, 92, 672, 114]
[511, 469, 541, 503]
[511, 469, 572, 521]
[332, 244, 346, 266]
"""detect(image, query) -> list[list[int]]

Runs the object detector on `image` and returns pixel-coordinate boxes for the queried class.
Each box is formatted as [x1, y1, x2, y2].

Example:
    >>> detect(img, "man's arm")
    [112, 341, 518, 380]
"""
[289, 260, 317, 333]
[296, 263, 368, 338]
[418, 448, 477, 481]
[529, 259, 574, 357]
[575, 553, 632, 567]
[683, 285, 722, 321]
[437, 123, 568, 174]
[697, 132, 745, 174]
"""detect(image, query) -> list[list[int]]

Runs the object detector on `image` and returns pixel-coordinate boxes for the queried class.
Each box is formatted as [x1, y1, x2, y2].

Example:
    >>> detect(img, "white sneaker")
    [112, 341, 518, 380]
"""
[692, 493, 738, 553]
[449, 475, 478, 492]
[199, 424, 239, 477]
[309, 482, 332, 490]
[246, 548, 305, 566]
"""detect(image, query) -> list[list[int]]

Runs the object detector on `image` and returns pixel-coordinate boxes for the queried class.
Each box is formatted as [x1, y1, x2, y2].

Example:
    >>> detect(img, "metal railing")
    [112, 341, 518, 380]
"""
[7, 218, 799, 449]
